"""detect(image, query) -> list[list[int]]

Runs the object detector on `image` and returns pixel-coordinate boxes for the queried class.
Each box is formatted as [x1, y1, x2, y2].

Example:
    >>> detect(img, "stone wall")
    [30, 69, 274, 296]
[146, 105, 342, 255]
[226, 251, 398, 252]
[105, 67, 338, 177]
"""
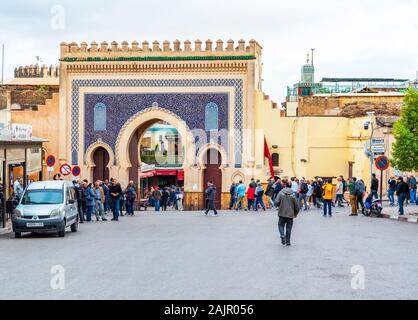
[0, 89, 7, 109]
[298, 94, 404, 118]
[10, 85, 58, 109]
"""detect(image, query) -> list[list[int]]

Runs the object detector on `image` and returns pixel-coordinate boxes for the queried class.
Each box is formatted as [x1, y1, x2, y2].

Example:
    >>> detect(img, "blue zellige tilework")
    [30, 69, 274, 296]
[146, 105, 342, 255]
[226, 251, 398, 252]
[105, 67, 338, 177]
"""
[84, 93, 229, 155]
[71, 79, 243, 166]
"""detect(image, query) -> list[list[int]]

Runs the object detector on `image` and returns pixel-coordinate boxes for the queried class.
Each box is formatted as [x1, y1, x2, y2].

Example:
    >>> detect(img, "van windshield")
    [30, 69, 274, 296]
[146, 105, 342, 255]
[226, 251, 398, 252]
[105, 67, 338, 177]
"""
[21, 189, 63, 205]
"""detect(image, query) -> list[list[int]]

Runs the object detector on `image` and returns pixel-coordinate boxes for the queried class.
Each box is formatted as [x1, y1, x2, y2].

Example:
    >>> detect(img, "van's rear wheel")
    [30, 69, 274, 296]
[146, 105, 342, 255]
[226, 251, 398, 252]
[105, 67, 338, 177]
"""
[14, 232, 21, 238]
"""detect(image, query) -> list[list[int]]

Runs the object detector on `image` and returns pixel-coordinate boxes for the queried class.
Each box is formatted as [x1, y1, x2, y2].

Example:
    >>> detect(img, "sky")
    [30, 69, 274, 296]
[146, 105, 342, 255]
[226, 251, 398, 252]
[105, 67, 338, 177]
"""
[1, 0, 417, 102]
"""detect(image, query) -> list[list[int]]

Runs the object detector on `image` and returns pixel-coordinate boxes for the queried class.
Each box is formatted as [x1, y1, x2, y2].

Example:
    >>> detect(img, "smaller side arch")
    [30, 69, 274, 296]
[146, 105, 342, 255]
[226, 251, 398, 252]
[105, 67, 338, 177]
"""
[231, 171, 245, 183]
[85, 141, 115, 167]
[196, 143, 228, 170]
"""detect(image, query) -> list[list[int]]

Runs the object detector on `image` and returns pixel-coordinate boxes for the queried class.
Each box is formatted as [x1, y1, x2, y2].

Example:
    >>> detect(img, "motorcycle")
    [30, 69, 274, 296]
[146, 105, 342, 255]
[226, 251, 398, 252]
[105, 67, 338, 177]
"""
[362, 194, 383, 217]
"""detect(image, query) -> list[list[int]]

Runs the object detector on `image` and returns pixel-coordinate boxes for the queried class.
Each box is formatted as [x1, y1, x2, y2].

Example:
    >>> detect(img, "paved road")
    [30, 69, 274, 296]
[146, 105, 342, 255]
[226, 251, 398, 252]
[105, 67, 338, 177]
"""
[1, 206, 418, 300]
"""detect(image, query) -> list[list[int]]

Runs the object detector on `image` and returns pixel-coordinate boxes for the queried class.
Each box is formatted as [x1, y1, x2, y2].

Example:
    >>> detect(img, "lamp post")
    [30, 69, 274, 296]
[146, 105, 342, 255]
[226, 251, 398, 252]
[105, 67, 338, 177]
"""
[364, 111, 376, 181]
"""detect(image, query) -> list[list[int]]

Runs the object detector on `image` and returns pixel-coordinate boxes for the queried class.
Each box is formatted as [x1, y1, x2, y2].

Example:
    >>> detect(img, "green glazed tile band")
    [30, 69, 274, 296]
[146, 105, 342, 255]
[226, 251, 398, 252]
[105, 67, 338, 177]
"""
[60, 55, 256, 62]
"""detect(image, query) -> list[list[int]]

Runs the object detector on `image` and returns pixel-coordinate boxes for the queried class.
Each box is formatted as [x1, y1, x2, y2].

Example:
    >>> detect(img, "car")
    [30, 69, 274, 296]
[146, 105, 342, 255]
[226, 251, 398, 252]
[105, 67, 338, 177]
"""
[12, 180, 79, 238]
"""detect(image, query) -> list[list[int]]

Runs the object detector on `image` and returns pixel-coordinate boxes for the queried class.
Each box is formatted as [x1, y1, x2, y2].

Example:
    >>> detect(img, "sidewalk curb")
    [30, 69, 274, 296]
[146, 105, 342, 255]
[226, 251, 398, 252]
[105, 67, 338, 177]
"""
[382, 213, 418, 224]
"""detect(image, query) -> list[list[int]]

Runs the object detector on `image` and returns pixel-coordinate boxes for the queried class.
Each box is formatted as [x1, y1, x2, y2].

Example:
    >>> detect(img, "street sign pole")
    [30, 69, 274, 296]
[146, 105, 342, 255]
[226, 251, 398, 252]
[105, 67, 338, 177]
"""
[380, 169, 383, 202]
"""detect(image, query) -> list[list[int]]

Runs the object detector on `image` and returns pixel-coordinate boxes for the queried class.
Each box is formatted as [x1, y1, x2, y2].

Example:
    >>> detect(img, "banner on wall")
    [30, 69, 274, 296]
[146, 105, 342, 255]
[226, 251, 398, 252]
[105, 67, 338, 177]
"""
[11, 124, 33, 141]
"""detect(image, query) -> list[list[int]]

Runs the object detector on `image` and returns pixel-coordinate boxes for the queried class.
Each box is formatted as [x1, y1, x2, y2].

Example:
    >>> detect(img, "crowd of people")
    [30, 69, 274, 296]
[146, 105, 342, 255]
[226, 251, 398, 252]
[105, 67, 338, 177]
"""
[145, 186, 184, 212]
[72, 178, 137, 223]
[227, 174, 417, 216]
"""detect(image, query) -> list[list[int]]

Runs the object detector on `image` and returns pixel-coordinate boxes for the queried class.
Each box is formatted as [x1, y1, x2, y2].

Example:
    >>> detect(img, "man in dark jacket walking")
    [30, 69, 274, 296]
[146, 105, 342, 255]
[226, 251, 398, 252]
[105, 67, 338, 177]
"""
[204, 181, 218, 216]
[73, 180, 84, 223]
[109, 179, 123, 221]
[370, 173, 379, 199]
[125, 181, 136, 216]
[265, 178, 275, 208]
[275, 181, 300, 246]
[396, 177, 410, 215]
[228, 182, 236, 210]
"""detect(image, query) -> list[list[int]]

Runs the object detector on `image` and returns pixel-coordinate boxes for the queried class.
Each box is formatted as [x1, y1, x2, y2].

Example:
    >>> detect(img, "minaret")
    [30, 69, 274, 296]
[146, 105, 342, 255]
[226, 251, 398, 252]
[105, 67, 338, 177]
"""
[311, 48, 315, 66]
[301, 51, 315, 84]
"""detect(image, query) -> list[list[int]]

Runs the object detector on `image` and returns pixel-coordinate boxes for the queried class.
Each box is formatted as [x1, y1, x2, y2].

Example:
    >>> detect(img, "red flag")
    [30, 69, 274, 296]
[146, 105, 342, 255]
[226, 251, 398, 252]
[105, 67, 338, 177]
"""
[264, 137, 275, 178]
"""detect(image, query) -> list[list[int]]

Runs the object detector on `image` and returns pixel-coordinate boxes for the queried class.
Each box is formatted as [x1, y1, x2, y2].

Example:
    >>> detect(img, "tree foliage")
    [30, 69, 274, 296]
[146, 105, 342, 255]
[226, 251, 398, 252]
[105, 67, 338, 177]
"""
[391, 88, 418, 171]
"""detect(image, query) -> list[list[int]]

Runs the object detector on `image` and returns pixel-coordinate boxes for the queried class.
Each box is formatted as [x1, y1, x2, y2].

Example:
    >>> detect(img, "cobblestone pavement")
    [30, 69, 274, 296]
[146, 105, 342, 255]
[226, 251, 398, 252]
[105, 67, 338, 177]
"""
[1, 206, 418, 300]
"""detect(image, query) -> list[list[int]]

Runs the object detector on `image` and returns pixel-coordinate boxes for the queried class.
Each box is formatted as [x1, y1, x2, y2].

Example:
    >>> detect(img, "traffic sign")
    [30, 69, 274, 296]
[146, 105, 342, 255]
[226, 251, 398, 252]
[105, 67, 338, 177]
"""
[375, 155, 390, 171]
[46, 155, 56, 167]
[371, 137, 385, 146]
[371, 145, 385, 152]
[72, 166, 81, 177]
[373, 152, 385, 158]
[60, 163, 72, 176]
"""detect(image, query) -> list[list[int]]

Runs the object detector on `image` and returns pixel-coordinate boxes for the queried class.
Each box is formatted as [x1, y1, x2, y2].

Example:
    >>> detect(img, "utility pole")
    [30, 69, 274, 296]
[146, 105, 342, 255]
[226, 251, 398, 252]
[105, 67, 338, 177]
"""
[1, 44, 4, 84]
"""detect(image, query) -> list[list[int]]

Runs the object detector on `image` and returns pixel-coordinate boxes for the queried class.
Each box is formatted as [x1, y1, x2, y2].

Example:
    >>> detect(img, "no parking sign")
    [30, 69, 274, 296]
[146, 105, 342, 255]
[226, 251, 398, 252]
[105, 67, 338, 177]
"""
[72, 166, 81, 177]
[60, 163, 72, 176]
[375, 155, 389, 171]
[46, 155, 55, 167]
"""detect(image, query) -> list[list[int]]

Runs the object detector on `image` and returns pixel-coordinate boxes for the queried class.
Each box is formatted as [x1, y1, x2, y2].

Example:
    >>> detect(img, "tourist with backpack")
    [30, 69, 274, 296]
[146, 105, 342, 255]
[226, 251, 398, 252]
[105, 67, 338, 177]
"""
[85, 183, 96, 222]
[255, 182, 266, 211]
[125, 181, 136, 216]
[388, 176, 397, 206]
[335, 177, 345, 207]
[313, 178, 323, 208]
[265, 178, 275, 208]
[272, 178, 283, 205]
[275, 180, 300, 246]
[298, 178, 309, 211]
[355, 179, 366, 210]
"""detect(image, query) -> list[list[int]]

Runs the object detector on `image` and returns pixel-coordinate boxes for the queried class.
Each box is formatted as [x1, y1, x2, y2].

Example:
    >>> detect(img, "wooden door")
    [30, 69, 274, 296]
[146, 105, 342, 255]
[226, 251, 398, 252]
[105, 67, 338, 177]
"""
[203, 149, 222, 209]
[348, 161, 354, 179]
[93, 147, 110, 182]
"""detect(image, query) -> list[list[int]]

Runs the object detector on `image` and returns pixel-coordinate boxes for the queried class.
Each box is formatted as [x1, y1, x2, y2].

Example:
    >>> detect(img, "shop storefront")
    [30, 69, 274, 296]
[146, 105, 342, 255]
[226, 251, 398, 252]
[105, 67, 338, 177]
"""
[139, 165, 184, 197]
[0, 128, 46, 228]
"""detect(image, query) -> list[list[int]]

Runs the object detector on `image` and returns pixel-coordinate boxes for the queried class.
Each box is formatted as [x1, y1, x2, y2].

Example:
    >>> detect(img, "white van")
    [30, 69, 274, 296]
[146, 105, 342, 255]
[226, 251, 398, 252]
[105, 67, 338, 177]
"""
[12, 180, 79, 238]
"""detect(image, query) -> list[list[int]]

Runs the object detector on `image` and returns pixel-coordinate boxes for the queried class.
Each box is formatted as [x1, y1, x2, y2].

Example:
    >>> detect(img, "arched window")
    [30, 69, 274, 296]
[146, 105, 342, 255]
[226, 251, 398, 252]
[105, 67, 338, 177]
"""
[272, 153, 279, 167]
[205, 102, 219, 131]
[94, 103, 107, 131]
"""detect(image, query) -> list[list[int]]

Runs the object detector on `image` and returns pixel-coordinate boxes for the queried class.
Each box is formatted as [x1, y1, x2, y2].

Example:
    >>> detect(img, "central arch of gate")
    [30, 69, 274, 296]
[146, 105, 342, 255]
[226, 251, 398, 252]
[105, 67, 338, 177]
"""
[112, 107, 230, 210]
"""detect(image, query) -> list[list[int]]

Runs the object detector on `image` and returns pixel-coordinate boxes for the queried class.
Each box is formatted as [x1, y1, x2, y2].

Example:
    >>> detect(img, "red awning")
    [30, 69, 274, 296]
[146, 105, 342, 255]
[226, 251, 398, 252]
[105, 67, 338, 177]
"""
[140, 171, 155, 178]
[177, 170, 184, 181]
[155, 169, 177, 176]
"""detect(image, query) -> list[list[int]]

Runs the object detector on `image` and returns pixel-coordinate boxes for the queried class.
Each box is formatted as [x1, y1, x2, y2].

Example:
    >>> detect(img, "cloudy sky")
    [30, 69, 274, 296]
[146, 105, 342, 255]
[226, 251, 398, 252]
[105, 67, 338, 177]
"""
[1, 0, 417, 101]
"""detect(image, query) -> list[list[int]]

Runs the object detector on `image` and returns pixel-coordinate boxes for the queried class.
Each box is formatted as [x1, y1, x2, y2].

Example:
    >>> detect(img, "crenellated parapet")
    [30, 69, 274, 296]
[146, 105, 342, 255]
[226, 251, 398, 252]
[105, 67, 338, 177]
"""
[59, 39, 262, 60]
[14, 64, 59, 78]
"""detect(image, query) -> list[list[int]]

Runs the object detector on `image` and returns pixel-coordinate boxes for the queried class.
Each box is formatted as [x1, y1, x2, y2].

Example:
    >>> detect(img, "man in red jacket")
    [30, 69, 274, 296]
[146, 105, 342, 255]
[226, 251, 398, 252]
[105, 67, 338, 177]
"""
[247, 184, 256, 211]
